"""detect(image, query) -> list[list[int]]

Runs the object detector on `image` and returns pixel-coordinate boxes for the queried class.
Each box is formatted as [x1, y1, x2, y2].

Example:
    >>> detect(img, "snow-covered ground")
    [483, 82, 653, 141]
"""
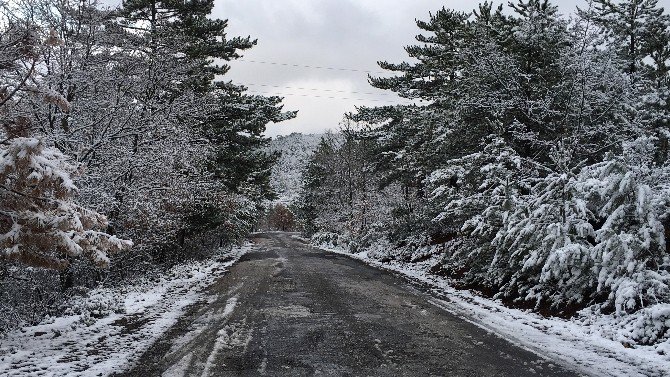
[0, 244, 253, 377]
[315, 242, 670, 377]
[5, 234, 667, 377]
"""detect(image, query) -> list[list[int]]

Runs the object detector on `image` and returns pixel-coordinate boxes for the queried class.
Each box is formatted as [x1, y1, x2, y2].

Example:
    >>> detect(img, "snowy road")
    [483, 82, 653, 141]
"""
[116, 232, 579, 376]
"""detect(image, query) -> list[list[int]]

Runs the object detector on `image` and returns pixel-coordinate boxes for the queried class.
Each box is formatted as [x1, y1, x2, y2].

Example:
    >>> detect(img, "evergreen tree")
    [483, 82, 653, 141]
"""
[581, 0, 670, 162]
[203, 85, 296, 202]
[581, 0, 670, 76]
[119, 0, 256, 92]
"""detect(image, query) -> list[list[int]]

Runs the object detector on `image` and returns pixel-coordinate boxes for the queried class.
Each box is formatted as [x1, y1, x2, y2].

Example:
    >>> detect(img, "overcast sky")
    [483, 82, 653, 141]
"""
[213, 0, 602, 136]
[112, 1, 670, 136]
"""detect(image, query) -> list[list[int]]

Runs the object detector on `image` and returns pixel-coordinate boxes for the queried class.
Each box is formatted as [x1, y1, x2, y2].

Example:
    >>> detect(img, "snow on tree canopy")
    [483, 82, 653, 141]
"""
[0, 137, 132, 269]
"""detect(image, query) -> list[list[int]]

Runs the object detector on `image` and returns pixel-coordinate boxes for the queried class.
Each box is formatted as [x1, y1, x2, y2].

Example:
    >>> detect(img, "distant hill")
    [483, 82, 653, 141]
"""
[268, 132, 323, 203]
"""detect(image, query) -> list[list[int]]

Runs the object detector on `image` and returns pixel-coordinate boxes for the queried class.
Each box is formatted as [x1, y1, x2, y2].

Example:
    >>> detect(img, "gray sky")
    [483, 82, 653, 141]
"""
[110, 0, 670, 136]
[213, 0, 602, 136]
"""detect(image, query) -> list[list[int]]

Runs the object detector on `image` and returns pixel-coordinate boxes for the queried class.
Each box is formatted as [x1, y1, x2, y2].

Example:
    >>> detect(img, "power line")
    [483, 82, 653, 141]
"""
[244, 83, 393, 97]
[237, 59, 391, 75]
[247, 90, 414, 104]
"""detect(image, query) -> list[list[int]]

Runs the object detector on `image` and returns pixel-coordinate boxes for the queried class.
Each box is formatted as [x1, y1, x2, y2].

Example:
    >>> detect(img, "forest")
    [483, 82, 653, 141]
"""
[2, 0, 670, 368]
[296, 0, 670, 348]
[0, 0, 293, 332]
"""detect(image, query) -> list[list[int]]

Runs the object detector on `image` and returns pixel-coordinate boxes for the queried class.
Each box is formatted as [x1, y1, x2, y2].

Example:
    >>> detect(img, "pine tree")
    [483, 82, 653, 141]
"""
[576, 137, 670, 314]
[581, 0, 670, 76]
[202, 85, 296, 202]
[296, 136, 339, 236]
[119, 0, 256, 93]
[116, 0, 296, 243]
[581, 0, 670, 162]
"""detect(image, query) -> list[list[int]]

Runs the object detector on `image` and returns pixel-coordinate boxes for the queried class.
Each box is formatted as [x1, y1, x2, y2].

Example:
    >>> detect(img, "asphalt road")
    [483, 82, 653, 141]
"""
[118, 232, 580, 377]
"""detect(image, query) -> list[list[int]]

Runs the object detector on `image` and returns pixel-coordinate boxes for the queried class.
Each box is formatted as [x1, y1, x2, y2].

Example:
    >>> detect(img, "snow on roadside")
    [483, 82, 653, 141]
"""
[0, 244, 254, 377]
[318, 244, 670, 377]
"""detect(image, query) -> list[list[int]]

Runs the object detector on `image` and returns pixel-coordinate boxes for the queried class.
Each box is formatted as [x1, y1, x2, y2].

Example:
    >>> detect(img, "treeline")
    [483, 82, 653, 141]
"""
[0, 0, 292, 331]
[298, 0, 670, 346]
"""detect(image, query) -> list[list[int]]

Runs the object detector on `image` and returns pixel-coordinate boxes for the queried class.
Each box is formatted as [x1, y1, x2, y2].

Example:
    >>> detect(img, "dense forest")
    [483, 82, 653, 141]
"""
[297, 0, 670, 347]
[3, 0, 670, 361]
[0, 0, 293, 332]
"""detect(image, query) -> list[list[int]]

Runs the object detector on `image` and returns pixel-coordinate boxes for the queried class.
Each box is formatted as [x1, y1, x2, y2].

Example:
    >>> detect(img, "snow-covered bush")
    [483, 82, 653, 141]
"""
[576, 138, 670, 314]
[64, 288, 124, 323]
[364, 237, 396, 262]
[489, 138, 670, 315]
[615, 304, 670, 346]
[311, 231, 348, 250]
[428, 137, 533, 287]
[0, 137, 133, 269]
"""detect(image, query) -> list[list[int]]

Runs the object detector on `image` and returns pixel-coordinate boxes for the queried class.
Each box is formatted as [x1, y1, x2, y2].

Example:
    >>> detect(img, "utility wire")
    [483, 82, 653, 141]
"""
[244, 83, 392, 97]
[247, 90, 415, 104]
[237, 59, 391, 75]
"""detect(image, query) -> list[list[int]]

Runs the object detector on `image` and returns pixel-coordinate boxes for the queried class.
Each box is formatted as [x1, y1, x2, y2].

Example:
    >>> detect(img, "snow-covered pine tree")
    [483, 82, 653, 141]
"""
[202, 84, 297, 203]
[576, 137, 670, 315]
[113, 0, 297, 248]
[296, 135, 340, 237]
[490, 144, 596, 312]
[428, 136, 533, 287]
[581, 0, 670, 162]
[581, 0, 670, 75]
[335, 0, 658, 314]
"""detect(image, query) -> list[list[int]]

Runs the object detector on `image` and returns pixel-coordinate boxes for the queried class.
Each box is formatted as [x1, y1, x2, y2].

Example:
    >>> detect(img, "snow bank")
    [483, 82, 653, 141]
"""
[318, 243, 670, 377]
[0, 244, 253, 377]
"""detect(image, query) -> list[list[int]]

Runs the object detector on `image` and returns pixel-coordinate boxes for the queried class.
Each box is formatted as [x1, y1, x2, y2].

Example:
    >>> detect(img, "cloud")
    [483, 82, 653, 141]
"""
[217, 0, 450, 136]
[107, 0, 670, 137]
[252, 77, 411, 135]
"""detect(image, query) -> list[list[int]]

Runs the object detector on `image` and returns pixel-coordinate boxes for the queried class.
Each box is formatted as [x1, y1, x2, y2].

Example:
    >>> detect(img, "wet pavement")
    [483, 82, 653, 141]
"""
[116, 232, 580, 377]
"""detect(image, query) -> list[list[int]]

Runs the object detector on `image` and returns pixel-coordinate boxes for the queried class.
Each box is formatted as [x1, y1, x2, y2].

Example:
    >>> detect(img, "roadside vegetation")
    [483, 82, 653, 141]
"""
[0, 0, 292, 333]
[297, 0, 670, 349]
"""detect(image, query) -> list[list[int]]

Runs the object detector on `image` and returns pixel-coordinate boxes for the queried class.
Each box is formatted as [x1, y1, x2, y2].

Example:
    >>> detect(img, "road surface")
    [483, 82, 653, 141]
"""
[117, 232, 579, 376]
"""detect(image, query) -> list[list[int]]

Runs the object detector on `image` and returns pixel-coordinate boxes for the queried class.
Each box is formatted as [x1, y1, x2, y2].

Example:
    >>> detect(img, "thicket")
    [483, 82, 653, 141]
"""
[0, 0, 292, 332]
[298, 0, 670, 346]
